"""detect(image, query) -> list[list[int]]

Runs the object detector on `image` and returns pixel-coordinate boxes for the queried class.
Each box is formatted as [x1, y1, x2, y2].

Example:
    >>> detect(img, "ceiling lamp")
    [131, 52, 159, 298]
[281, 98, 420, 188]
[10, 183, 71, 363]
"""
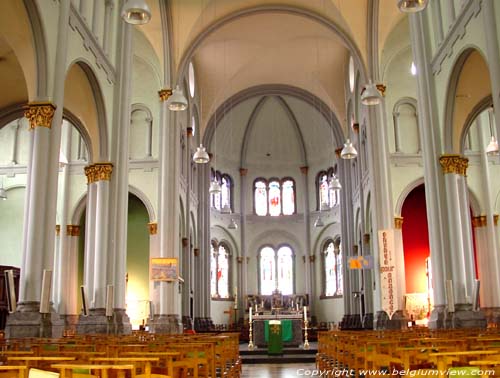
[228, 218, 238, 230]
[314, 216, 324, 228]
[121, 0, 151, 25]
[329, 176, 342, 191]
[361, 80, 382, 106]
[193, 144, 209, 164]
[167, 85, 188, 111]
[209, 179, 221, 194]
[397, 0, 429, 13]
[340, 139, 358, 160]
[486, 136, 499, 156]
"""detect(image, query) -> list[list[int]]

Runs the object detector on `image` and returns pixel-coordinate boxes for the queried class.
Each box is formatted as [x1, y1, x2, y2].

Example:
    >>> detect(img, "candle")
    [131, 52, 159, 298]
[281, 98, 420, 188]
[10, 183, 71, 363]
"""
[296, 303, 299, 312]
[255, 304, 258, 313]
[249, 307, 252, 322]
[304, 306, 307, 320]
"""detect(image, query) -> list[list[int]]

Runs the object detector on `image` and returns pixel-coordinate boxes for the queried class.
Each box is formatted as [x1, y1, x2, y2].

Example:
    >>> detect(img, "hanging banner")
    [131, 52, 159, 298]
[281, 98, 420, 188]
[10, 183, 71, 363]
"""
[378, 229, 397, 318]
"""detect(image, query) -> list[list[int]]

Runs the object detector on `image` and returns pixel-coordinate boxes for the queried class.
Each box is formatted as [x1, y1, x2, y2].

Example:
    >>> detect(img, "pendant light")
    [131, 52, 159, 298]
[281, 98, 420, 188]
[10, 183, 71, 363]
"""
[193, 144, 209, 163]
[228, 218, 238, 230]
[397, 0, 429, 13]
[121, 0, 151, 25]
[314, 215, 324, 228]
[329, 175, 342, 191]
[168, 85, 188, 111]
[209, 179, 221, 194]
[361, 80, 382, 106]
[486, 136, 499, 156]
[341, 139, 358, 160]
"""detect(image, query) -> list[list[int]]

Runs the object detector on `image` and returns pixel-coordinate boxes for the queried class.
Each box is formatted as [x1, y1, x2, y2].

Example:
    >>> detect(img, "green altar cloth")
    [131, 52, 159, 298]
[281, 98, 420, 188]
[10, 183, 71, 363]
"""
[264, 319, 293, 342]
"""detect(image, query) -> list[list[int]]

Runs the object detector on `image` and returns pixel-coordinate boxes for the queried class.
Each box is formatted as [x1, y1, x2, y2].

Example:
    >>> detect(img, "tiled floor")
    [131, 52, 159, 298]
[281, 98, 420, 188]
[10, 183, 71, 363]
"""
[241, 363, 317, 378]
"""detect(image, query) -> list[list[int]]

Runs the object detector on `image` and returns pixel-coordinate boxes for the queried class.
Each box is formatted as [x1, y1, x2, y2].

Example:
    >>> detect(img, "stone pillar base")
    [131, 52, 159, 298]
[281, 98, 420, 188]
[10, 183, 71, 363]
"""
[482, 307, 500, 327]
[76, 308, 132, 335]
[148, 314, 182, 334]
[4, 302, 64, 338]
[362, 313, 374, 329]
[445, 304, 487, 329]
[61, 314, 79, 336]
[428, 305, 446, 329]
[374, 310, 408, 330]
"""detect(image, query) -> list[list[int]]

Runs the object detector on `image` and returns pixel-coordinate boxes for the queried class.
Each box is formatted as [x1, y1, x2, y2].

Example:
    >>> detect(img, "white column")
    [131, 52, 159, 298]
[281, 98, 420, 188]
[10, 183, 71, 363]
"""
[157, 95, 181, 318]
[430, 0, 444, 45]
[439, 155, 469, 305]
[107, 19, 133, 313]
[393, 217, 406, 311]
[393, 112, 401, 153]
[102, 0, 114, 56]
[146, 117, 153, 158]
[148, 222, 158, 318]
[472, 218, 492, 306]
[83, 167, 97, 305]
[239, 168, 248, 306]
[67, 226, 80, 315]
[93, 164, 112, 309]
[409, 11, 449, 313]
[91, 0, 103, 45]
[79, 0, 91, 22]
[10, 120, 20, 164]
[301, 167, 312, 301]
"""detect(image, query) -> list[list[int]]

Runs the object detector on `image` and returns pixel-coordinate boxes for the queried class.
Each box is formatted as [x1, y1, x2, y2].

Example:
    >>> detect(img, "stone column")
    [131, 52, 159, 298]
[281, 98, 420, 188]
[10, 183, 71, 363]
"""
[472, 217, 493, 308]
[182, 127, 193, 321]
[103, 0, 114, 56]
[83, 166, 97, 307]
[64, 225, 80, 331]
[393, 216, 406, 313]
[439, 155, 486, 328]
[300, 166, 313, 306]
[148, 221, 158, 322]
[150, 88, 182, 334]
[10, 120, 20, 164]
[239, 168, 248, 312]
[409, 11, 450, 329]
[5, 103, 64, 339]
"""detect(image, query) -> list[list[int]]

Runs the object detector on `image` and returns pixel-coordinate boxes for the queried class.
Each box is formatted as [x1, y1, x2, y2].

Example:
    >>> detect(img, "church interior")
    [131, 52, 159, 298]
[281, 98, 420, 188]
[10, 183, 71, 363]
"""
[2, 0, 500, 376]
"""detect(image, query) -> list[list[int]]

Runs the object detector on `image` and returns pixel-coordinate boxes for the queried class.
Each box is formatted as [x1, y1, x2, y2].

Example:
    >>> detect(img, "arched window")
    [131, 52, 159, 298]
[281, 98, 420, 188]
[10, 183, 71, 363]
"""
[259, 245, 295, 295]
[210, 241, 232, 299]
[323, 238, 343, 297]
[254, 177, 296, 216]
[282, 178, 295, 215]
[317, 168, 340, 210]
[221, 174, 232, 212]
[254, 179, 268, 216]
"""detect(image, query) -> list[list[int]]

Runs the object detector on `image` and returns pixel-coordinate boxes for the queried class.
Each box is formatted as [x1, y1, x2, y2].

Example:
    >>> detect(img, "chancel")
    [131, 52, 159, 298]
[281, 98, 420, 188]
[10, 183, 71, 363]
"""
[1, 0, 500, 376]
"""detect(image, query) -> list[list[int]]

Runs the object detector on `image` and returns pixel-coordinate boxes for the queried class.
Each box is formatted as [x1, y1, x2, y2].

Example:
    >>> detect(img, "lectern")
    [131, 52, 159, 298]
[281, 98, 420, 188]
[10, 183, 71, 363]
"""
[268, 320, 283, 355]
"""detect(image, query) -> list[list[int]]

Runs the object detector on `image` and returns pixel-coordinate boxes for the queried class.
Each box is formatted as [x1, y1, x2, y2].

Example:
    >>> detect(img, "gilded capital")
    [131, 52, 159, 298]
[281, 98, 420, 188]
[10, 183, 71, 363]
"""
[159, 88, 173, 102]
[187, 127, 193, 137]
[84, 164, 96, 184]
[352, 123, 360, 134]
[67, 225, 81, 237]
[182, 237, 188, 247]
[194, 248, 199, 257]
[439, 154, 469, 176]
[394, 217, 404, 229]
[24, 102, 57, 130]
[148, 222, 158, 235]
[363, 233, 370, 244]
[55, 225, 61, 236]
[376, 84, 386, 97]
[472, 216, 487, 228]
[239, 168, 248, 176]
[93, 162, 113, 181]
[495, 215, 499, 227]
[237, 257, 243, 264]
[335, 148, 343, 158]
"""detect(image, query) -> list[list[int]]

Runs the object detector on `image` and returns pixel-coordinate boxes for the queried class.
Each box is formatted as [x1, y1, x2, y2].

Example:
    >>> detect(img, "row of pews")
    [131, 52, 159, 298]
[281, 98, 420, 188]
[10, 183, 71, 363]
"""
[317, 328, 500, 378]
[0, 331, 241, 378]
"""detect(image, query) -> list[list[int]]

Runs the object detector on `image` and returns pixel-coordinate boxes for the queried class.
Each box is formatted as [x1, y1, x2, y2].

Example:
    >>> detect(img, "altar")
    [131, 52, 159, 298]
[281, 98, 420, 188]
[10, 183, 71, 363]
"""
[253, 314, 303, 347]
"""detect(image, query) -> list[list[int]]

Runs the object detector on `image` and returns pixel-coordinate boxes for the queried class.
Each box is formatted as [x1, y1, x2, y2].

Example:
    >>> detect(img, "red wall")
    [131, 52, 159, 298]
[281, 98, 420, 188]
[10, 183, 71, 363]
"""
[402, 184, 430, 293]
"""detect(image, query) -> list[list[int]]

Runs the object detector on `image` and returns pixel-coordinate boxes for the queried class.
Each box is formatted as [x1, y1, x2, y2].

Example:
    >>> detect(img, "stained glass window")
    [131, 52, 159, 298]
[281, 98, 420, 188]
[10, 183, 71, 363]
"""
[218, 245, 229, 298]
[324, 239, 343, 297]
[214, 172, 222, 211]
[319, 173, 329, 209]
[268, 180, 281, 216]
[221, 175, 231, 212]
[260, 247, 276, 295]
[259, 245, 295, 295]
[277, 246, 294, 295]
[255, 180, 268, 216]
[210, 244, 217, 297]
[210, 241, 232, 299]
[282, 179, 295, 215]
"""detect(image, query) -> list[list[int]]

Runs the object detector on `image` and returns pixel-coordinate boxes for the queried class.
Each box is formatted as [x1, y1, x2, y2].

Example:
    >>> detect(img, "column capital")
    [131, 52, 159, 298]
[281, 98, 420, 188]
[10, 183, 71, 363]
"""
[309, 255, 315, 263]
[158, 88, 173, 102]
[239, 168, 248, 176]
[300, 166, 309, 175]
[67, 225, 81, 237]
[352, 123, 360, 134]
[148, 222, 158, 235]
[194, 248, 199, 257]
[495, 215, 499, 226]
[55, 225, 61, 236]
[335, 148, 343, 158]
[472, 215, 487, 228]
[394, 217, 404, 229]
[24, 102, 57, 130]
[181, 237, 188, 247]
[353, 245, 358, 254]
[186, 127, 193, 137]
[376, 83, 386, 97]
[363, 233, 370, 244]
[237, 257, 243, 264]
[93, 162, 113, 181]
[439, 154, 469, 176]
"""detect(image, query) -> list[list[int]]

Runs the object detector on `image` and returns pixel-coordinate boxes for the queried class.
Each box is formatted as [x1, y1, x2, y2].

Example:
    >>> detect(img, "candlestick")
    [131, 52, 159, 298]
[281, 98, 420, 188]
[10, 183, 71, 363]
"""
[303, 317, 310, 350]
[248, 315, 255, 350]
